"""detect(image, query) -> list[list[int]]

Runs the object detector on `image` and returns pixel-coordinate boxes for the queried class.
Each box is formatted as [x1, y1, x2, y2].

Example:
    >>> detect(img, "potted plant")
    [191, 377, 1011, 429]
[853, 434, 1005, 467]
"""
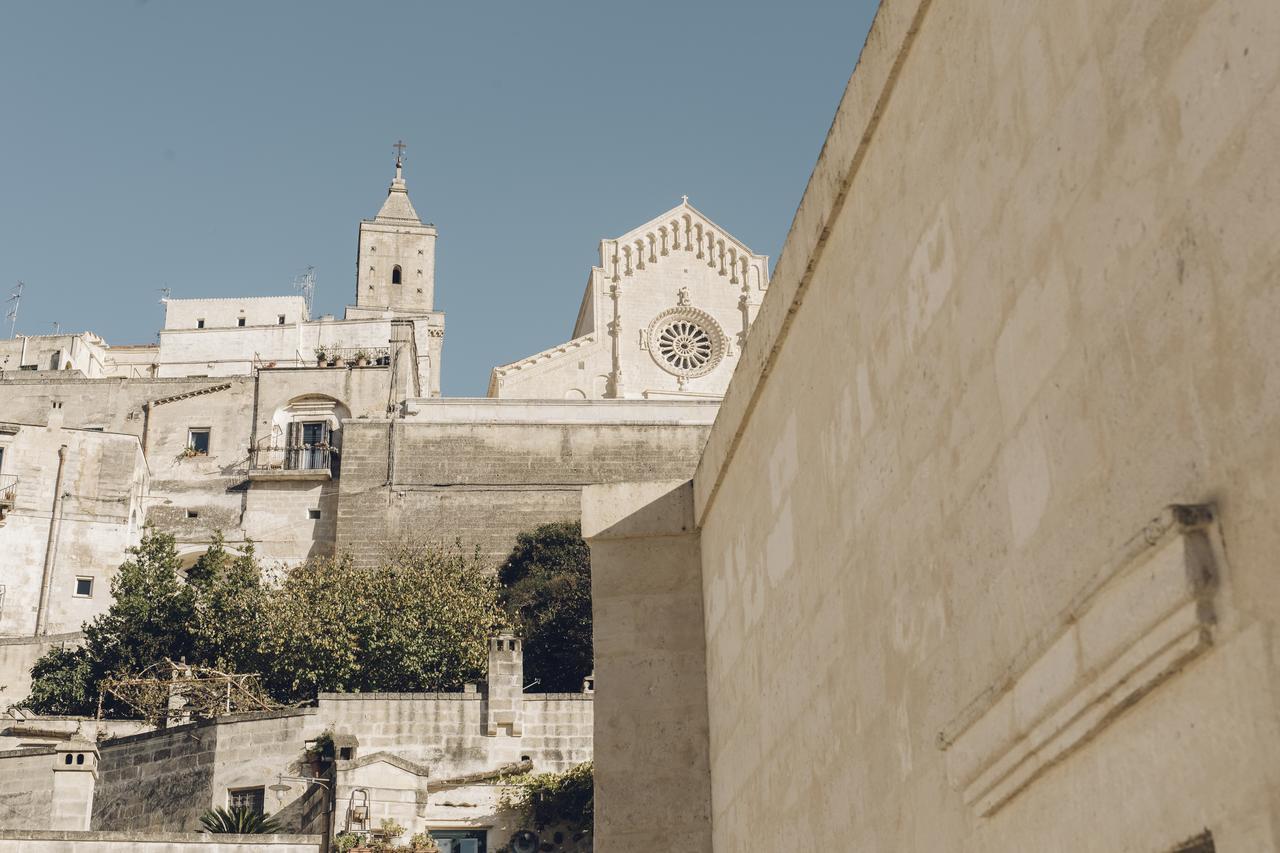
[354, 348, 371, 367]
[408, 832, 441, 852]
[314, 345, 328, 366]
[327, 342, 343, 367]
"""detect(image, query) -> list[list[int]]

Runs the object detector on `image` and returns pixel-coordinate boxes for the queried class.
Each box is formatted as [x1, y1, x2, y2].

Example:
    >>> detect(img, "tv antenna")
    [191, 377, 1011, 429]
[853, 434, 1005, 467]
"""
[5, 282, 22, 339]
[293, 266, 316, 316]
[51, 321, 60, 335]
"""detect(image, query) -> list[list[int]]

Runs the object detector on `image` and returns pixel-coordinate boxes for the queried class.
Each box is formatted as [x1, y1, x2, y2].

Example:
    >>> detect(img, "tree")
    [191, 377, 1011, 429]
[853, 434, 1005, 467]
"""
[24, 531, 505, 714]
[497, 521, 593, 693]
[24, 530, 196, 716]
[23, 645, 94, 717]
[260, 543, 503, 700]
[187, 533, 268, 673]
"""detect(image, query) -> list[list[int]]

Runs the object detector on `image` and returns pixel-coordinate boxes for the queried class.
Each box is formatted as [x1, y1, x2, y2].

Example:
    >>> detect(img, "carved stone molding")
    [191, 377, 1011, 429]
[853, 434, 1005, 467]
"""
[937, 505, 1220, 817]
[646, 306, 727, 380]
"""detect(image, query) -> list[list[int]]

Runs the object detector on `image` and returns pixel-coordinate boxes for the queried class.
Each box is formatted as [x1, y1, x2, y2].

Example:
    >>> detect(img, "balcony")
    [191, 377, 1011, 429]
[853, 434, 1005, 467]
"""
[247, 446, 337, 482]
[0, 475, 16, 526]
[310, 347, 391, 369]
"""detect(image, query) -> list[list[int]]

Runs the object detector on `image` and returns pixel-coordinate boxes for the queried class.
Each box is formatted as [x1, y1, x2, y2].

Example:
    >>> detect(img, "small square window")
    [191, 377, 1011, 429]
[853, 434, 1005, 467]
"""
[74, 577, 93, 598]
[186, 510, 199, 519]
[278, 315, 286, 325]
[188, 428, 210, 455]
[196, 319, 205, 329]
[227, 787, 265, 816]
[308, 509, 321, 520]
[237, 317, 246, 327]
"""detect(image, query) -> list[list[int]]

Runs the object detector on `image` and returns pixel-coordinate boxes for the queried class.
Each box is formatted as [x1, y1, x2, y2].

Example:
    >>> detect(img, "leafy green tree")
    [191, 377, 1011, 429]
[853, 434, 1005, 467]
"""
[24, 531, 505, 714]
[188, 533, 268, 673]
[260, 543, 503, 700]
[23, 645, 94, 716]
[497, 521, 593, 693]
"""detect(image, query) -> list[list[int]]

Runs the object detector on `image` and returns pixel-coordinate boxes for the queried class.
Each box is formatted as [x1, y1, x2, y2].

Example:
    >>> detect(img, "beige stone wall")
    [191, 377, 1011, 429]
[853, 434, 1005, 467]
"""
[582, 480, 710, 853]
[72, 693, 591, 838]
[665, 0, 1280, 849]
[0, 750, 54, 830]
[0, 831, 321, 851]
[0, 425, 147, 636]
[336, 403, 716, 566]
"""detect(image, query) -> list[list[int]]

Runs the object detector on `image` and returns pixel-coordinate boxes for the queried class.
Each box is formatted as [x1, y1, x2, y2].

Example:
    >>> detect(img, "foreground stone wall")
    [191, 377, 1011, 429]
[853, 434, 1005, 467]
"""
[588, 0, 1280, 849]
[0, 831, 321, 852]
[76, 693, 591, 838]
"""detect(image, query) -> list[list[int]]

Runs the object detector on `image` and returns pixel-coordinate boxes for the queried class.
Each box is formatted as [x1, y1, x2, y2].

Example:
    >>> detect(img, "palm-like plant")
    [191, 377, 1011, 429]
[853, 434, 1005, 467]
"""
[199, 806, 282, 834]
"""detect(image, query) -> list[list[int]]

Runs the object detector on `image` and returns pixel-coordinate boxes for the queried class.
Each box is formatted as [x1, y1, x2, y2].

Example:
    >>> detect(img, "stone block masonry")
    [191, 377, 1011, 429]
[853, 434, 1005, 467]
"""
[336, 410, 714, 566]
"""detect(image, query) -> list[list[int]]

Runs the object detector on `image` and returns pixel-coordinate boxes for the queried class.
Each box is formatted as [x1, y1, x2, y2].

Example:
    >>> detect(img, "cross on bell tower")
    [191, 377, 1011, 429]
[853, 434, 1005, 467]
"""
[393, 140, 407, 178]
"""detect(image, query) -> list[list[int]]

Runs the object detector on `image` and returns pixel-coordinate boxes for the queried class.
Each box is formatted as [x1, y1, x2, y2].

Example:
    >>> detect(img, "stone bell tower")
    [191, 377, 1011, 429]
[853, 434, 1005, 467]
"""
[354, 141, 437, 315]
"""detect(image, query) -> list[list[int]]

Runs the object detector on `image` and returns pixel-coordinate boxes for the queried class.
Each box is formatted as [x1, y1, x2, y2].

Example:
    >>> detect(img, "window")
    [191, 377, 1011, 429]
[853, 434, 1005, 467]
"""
[392, 265, 402, 285]
[188, 428, 210, 455]
[237, 317, 246, 327]
[227, 787, 265, 816]
[196, 319, 205, 329]
[308, 508, 321, 520]
[74, 577, 93, 598]
[49, 352, 61, 370]
[431, 830, 486, 853]
[186, 510, 199, 519]
[278, 314, 286, 325]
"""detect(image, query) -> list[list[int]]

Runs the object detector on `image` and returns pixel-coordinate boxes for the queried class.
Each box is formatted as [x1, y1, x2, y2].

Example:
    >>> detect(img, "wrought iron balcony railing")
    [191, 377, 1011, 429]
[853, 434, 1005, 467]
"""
[248, 446, 338, 477]
[0, 474, 17, 506]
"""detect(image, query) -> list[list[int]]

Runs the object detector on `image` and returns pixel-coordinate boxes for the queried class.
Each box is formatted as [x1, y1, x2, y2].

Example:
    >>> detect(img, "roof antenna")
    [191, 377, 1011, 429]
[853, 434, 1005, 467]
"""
[293, 266, 316, 316]
[5, 282, 22, 339]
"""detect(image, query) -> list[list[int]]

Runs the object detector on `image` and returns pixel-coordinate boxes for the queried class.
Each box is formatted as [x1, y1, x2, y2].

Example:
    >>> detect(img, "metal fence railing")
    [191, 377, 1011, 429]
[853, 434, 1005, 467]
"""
[249, 446, 337, 473]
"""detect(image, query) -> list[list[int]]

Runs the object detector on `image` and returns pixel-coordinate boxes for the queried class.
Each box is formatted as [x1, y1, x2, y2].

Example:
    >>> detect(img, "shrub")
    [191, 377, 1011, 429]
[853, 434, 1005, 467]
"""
[199, 805, 282, 834]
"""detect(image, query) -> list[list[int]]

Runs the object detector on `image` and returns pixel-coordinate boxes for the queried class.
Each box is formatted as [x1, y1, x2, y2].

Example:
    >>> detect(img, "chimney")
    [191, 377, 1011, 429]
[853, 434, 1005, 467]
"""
[50, 741, 98, 830]
[486, 634, 524, 737]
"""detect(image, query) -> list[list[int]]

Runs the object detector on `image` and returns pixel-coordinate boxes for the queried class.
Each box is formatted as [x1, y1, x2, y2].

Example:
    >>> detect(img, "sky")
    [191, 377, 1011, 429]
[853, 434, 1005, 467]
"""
[0, 1, 878, 396]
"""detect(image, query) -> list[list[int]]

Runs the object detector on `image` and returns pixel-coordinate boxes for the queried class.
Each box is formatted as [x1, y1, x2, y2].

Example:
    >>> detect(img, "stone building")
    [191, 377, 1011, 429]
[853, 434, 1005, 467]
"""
[0, 150, 768, 653]
[489, 200, 769, 400]
[584, 0, 1280, 850]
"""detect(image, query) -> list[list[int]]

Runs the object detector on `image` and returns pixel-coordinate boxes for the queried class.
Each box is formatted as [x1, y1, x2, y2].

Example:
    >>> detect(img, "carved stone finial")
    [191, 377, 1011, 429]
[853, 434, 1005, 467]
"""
[677, 286, 691, 307]
[681, 194, 689, 205]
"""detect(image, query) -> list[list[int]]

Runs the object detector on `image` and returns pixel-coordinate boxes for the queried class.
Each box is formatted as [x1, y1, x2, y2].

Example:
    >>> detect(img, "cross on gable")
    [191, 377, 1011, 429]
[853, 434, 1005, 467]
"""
[393, 140, 407, 166]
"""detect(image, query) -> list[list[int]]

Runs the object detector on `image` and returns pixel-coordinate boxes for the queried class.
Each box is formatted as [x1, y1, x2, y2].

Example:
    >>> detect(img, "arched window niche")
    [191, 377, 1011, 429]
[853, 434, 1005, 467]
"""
[255, 394, 351, 475]
[391, 265, 402, 285]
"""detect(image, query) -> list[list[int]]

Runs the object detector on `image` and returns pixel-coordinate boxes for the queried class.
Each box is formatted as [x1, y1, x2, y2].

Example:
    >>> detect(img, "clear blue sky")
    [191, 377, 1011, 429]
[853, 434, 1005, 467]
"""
[0, 1, 877, 396]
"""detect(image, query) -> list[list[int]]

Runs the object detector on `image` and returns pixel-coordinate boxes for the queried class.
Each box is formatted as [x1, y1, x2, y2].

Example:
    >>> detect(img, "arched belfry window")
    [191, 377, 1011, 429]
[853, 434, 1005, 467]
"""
[392, 265, 402, 285]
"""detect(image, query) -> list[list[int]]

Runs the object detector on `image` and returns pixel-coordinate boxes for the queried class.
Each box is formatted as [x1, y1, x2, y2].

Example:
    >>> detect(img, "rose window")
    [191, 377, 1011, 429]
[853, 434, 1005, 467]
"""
[647, 307, 726, 379]
[657, 320, 713, 372]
